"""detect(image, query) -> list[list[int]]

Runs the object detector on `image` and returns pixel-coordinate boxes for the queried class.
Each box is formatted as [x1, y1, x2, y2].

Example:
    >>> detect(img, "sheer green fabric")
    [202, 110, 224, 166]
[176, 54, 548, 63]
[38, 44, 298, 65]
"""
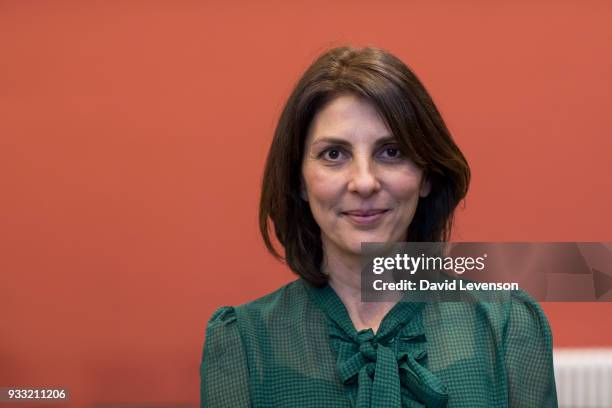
[200, 279, 557, 407]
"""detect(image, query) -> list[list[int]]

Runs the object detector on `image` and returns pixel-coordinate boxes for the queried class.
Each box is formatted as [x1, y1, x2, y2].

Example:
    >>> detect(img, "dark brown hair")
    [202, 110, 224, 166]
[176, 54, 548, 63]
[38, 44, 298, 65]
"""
[259, 46, 470, 287]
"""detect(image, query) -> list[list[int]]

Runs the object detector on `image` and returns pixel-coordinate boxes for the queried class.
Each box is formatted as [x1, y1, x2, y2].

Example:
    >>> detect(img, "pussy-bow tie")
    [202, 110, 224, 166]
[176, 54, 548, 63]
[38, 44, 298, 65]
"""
[326, 300, 449, 408]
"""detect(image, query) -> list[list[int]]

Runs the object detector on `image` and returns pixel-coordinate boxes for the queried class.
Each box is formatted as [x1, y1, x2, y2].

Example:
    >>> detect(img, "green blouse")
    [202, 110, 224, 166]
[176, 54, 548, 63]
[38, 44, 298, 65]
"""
[200, 279, 557, 407]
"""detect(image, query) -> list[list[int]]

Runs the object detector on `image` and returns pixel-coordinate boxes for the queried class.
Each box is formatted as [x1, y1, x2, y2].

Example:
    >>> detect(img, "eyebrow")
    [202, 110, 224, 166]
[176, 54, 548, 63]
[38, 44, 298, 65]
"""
[310, 135, 397, 148]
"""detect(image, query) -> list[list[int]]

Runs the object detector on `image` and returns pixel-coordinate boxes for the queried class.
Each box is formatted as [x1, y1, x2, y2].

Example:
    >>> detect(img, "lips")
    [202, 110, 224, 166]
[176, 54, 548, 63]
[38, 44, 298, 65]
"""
[342, 209, 389, 226]
[343, 209, 388, 216]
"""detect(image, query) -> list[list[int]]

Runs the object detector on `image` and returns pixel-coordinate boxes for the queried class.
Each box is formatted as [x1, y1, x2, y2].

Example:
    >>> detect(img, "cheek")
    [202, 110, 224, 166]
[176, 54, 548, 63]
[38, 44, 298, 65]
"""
[386, 171, 423, 206]
[303, 167, 345, 208]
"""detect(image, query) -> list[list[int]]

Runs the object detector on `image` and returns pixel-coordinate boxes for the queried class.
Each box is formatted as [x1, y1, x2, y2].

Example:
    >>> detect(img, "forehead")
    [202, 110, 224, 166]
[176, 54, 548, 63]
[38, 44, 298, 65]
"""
[306, 94, 391, 143]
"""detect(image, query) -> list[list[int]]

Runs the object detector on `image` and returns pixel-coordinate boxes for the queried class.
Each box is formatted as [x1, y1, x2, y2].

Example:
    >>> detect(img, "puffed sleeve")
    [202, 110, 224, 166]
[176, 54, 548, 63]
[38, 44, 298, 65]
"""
[200, 306, 251, 408]
[505, 291, 558, 407]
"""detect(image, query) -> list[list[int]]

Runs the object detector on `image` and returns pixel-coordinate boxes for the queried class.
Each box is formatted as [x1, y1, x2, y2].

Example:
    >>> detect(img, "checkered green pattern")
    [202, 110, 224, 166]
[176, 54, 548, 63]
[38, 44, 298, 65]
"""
[200, 279, 557, 407]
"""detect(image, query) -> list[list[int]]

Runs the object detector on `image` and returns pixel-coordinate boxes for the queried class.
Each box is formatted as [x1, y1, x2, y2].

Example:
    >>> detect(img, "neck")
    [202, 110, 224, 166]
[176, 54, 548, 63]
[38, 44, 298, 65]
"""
[322, 245, 400, 334]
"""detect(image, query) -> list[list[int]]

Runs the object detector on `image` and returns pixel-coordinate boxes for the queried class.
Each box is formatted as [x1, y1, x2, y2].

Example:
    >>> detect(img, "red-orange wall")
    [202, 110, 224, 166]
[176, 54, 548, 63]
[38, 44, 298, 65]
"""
[1, 2, 611, 407]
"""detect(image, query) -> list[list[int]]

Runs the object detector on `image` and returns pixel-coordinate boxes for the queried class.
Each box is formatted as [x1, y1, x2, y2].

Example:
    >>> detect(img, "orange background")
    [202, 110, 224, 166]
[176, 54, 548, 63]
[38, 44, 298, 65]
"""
[1, 1, 611, 407]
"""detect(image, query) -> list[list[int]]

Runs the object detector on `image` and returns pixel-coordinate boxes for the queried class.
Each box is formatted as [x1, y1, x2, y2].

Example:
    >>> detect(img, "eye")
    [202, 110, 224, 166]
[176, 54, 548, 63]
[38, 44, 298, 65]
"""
[379, 145, 403, 160]
[320, 147, 347, 162]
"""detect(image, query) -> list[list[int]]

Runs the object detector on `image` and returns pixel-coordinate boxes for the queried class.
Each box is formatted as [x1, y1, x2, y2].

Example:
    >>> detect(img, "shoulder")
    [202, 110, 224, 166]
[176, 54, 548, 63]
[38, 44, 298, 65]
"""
[203, 306, 241, 354]
[422, 289, 551, 344]
[206, 279, 313, 334]
[206, 305, 237, 328]
[471, 288, 551, 336]
[505, 289, 553, 345]
[233, 279, 313, 326]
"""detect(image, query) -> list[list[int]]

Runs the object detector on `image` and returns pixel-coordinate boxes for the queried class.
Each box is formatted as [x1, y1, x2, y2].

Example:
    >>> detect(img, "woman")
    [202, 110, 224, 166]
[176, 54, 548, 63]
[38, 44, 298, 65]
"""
[200, 46, 557, 407]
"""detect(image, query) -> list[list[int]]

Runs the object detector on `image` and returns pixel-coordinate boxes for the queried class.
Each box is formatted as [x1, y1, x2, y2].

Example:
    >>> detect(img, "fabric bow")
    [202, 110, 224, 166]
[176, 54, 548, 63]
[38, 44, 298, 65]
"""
[328, 308, 449, 408]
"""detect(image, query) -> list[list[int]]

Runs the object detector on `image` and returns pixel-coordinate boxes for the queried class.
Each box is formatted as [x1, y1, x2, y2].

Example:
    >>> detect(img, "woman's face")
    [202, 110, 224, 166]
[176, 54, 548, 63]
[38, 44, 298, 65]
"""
[301, 94, 430, 260]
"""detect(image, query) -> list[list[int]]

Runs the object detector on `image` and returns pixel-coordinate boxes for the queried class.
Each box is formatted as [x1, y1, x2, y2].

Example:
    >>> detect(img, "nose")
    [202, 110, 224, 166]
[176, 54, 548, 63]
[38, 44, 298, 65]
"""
[347, 155, 381, 197]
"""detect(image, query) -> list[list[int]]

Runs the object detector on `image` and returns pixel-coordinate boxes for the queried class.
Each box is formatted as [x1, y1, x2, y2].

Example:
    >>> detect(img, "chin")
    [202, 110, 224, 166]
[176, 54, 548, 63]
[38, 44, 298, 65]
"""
[346, 243, 366, 255]
[345, 235, 390, 254]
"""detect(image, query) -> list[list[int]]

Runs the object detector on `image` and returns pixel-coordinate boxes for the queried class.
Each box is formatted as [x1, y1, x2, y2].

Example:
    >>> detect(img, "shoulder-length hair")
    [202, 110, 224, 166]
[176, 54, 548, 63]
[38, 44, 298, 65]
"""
[259, 46, 470, 287]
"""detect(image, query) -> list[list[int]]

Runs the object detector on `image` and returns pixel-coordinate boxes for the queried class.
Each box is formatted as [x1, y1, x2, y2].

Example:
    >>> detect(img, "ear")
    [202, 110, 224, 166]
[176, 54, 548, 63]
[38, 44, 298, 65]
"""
[419, 175, 431, 198]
